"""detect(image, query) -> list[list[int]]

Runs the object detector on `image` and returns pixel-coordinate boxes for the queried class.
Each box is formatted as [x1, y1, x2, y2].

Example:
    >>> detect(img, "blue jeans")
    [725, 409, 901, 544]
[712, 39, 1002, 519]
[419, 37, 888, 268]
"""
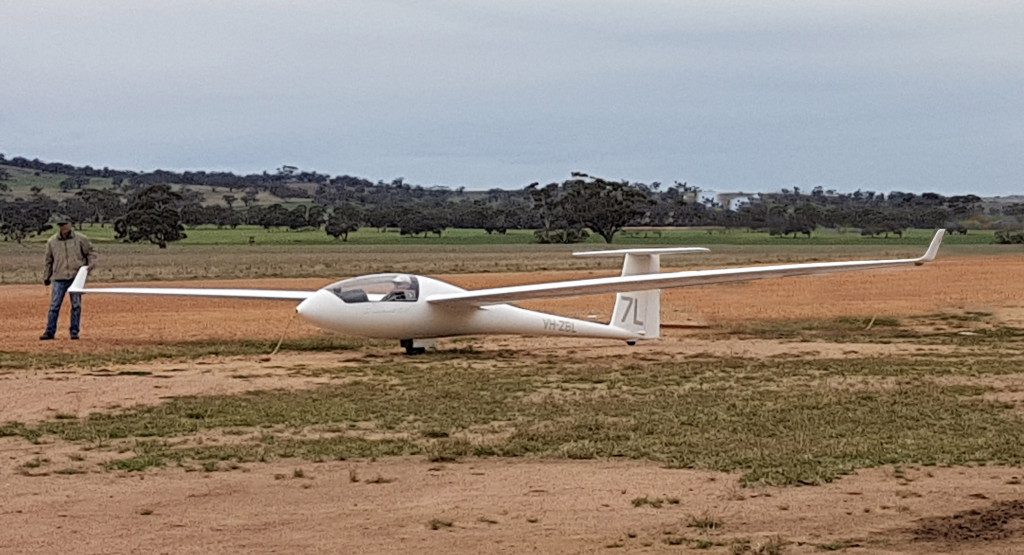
[45, 279, 82, 337]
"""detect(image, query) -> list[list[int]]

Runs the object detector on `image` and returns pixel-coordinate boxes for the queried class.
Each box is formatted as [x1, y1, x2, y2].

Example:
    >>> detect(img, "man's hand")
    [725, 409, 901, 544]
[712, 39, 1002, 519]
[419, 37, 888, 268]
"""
[44, 279, 51, 286]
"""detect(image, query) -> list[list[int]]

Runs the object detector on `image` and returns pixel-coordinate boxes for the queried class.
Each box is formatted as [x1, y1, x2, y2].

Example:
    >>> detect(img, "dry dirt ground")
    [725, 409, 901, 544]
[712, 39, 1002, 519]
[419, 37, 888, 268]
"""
[2, 255, 1024, 553]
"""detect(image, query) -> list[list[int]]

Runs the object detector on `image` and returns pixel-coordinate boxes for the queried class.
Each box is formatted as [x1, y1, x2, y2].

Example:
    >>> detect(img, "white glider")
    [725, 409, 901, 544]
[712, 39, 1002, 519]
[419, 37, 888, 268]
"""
[70, 230, 945, 354]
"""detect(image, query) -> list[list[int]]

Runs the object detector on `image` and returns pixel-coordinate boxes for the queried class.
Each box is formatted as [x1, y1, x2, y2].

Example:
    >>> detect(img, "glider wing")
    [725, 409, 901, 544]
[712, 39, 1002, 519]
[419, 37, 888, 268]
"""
[68, 267, 314, 301]
[426, 230, 945, 307]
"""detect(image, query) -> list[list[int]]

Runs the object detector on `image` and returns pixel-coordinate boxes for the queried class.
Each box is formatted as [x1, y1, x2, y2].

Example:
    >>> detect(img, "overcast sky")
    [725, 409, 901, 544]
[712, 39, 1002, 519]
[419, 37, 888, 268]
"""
[3, 1, 1022, 196]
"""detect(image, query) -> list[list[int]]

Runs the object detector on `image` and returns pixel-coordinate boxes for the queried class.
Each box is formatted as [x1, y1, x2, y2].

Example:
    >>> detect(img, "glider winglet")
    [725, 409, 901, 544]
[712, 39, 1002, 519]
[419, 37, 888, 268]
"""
[69, 266, 89, 293]
[916, 229, 946, 265]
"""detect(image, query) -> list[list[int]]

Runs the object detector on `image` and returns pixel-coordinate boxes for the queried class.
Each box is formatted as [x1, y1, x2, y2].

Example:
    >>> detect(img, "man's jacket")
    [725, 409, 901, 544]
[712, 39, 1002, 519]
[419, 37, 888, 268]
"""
[44, 231, 96, 281]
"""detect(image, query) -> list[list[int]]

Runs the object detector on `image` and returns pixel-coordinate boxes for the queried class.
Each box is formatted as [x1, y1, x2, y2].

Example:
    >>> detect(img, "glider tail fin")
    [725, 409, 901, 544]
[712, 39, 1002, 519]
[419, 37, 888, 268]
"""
[610, 252, 663, 339]
[573, 248, 709, 340]
[611, 288, 660, 339]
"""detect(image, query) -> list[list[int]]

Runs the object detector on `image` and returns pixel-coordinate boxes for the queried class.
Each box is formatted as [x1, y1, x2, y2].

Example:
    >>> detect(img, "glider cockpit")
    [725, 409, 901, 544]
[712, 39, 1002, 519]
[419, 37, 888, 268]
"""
[326, 274, 420, 303]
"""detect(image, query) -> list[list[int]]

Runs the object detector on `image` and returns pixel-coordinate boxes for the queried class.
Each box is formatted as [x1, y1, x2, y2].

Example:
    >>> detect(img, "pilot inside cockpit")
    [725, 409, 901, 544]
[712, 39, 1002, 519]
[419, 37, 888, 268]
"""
[328, 274, 419, 303]
[381, 275, 417, 302]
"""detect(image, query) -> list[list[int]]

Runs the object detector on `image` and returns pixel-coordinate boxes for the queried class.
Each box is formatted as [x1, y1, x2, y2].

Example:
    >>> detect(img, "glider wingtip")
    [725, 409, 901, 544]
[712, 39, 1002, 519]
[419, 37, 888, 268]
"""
[69, 266, 90, 293]
[916, 229, 946, 265]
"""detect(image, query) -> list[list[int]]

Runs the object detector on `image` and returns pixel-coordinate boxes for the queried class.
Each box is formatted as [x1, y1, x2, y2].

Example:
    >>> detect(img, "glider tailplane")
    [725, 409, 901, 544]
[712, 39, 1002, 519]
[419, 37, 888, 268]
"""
[609, 251, 665, 339]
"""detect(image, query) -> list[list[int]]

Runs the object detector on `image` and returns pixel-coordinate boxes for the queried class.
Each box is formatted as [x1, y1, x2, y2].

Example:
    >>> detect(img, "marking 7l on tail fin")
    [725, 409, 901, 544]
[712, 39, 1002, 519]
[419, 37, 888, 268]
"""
[611, 290, 660, 338]
[581, 248, 706, 340]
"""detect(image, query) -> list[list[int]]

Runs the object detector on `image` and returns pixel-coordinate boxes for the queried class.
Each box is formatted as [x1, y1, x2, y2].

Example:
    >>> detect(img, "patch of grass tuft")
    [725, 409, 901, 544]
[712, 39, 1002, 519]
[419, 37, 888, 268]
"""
[54, 467, 87, 475]
[0, 337, 362, 370]
[109, 454, 165, 472]
[688, 513, 723, 531]
[428, 518, 453, 530]
[632, 496, 680, 508]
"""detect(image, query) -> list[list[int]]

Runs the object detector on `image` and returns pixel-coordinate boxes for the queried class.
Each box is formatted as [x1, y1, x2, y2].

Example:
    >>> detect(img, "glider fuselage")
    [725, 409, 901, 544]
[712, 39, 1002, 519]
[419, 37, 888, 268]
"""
[295, 275, 635, 340]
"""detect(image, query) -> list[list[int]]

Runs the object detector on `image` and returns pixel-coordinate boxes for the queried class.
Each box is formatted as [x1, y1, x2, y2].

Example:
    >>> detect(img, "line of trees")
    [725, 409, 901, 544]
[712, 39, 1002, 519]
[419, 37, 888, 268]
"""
[2, 154, 1022, 247]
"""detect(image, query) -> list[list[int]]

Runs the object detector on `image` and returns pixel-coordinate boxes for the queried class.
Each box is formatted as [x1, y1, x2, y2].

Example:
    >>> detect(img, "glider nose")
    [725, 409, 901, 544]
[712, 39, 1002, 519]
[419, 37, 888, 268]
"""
[296, 290, 332, 323]
[296, 289, 352, 334]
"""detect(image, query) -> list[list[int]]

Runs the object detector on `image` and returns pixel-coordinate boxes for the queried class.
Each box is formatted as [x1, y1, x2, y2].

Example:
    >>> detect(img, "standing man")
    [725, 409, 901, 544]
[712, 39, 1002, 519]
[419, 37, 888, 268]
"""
[41, 218, 95, 340]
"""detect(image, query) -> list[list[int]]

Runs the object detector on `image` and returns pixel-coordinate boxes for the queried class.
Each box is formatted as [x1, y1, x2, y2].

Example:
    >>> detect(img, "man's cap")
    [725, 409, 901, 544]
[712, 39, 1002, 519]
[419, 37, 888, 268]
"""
[55, 215, 72, 225]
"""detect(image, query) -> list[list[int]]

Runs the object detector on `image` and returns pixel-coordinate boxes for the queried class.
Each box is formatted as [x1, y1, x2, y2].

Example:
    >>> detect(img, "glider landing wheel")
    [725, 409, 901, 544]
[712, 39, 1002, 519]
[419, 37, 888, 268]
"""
[626, 340, 637, 346]
[400, 339, 428, 355]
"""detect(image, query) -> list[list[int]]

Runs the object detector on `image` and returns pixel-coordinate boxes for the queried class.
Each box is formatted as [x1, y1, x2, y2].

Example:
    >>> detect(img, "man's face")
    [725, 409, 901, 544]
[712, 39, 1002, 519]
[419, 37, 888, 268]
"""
[59, 222, 72, 234]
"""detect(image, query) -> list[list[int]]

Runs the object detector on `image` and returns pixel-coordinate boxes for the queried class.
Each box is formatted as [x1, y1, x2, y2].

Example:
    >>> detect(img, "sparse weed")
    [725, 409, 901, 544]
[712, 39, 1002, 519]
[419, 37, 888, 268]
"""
[632, 496, 680, 508]
[731, 539, 752, 554]
[422, 429, 449, 439]
[22, 457, 47, 469]
[108, 455, 164, 472]
[633, 496, 663, 508]
[756, 536, 787, 554]
[428, 518, 453, 530]
[688, 513, 723, 531]
[818, 541, 857, 551]
[54, 467, 86, 475]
